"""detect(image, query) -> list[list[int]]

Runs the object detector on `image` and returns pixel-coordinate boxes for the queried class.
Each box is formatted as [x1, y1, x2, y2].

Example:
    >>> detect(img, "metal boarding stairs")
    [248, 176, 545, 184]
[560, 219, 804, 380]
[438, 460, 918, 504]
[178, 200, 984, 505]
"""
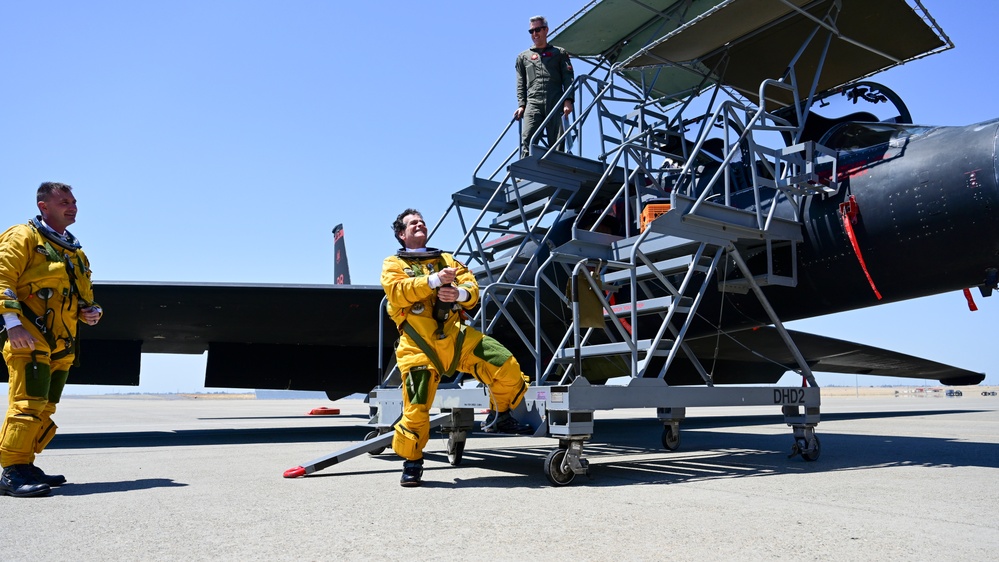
[343, 79, 837, 484]
[294, 4, 857, 482]
[368, 70, 838, 482]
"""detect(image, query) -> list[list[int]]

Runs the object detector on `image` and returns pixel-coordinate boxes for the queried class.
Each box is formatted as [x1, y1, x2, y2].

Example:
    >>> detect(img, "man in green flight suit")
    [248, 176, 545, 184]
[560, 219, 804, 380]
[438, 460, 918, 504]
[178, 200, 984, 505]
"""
[514, 15, 575, 158]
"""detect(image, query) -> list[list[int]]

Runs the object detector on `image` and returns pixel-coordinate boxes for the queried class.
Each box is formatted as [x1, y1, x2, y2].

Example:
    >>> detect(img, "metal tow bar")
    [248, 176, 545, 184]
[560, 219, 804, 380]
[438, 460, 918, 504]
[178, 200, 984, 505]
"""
[282, 412, 452, 478]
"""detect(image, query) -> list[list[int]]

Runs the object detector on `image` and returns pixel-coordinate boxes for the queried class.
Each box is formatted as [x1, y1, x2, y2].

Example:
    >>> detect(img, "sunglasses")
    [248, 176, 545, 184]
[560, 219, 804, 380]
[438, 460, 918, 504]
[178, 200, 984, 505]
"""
[528, 26, 547, 35]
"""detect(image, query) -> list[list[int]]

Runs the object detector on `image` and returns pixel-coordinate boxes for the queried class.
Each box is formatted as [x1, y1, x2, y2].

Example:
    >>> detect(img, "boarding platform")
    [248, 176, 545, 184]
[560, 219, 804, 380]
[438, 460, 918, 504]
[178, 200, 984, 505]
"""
[286, 0, 951, 484]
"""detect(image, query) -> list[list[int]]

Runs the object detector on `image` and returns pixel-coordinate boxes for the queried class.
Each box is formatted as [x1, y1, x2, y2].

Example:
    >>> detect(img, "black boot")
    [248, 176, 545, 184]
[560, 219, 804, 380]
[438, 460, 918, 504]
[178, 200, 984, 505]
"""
[0, 464, 52, 497]
[482, 410, 533, 435]
[400, 459, 424, 488]
[26, 464, 66, 487]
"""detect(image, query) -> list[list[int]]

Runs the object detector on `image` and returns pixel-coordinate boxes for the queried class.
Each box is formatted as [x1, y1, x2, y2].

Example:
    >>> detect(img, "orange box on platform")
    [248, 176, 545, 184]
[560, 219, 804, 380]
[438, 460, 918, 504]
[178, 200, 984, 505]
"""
[640, 203, 672, 232]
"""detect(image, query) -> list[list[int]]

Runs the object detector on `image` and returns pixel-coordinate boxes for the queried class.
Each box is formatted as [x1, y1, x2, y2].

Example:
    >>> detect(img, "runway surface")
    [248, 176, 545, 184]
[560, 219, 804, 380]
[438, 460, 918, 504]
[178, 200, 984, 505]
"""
[4, 392, 998, 561]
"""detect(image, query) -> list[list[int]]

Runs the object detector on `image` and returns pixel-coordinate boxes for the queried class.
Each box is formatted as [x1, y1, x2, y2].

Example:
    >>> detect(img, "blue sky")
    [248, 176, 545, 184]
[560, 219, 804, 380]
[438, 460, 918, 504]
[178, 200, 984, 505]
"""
[1, 1, 995, 394]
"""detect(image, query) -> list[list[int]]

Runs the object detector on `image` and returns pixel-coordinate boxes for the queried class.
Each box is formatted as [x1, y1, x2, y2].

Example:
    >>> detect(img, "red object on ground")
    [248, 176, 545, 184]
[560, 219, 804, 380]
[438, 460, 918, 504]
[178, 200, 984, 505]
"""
[283, 466, 306, 478]
[308, 407, 340, 415]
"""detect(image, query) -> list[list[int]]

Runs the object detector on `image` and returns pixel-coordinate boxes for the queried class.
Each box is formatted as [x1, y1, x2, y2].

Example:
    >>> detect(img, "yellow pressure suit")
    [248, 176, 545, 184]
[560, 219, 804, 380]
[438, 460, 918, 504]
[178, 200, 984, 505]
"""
[0, 218, 99, 467]
[381, 249, 529, 461]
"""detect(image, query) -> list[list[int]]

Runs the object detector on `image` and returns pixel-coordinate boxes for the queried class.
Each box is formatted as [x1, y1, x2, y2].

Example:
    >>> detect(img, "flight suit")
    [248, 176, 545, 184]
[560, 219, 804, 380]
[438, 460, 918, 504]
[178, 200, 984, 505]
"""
[516, 44, 574, 156]
[381, 249, 529, 461]
[0, 218, 99, 467]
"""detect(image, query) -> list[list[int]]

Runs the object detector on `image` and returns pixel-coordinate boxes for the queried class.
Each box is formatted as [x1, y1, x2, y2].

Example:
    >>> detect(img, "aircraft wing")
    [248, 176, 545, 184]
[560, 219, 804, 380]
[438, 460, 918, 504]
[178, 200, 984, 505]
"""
[0, 281, 395, 399]
[683, 327, 985, 386]
[2, 282, 981, 393]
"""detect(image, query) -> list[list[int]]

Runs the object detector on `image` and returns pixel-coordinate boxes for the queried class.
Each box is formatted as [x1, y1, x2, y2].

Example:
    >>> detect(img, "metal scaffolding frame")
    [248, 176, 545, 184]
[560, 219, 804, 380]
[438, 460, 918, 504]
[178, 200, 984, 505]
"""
[293, 0, 952, 484]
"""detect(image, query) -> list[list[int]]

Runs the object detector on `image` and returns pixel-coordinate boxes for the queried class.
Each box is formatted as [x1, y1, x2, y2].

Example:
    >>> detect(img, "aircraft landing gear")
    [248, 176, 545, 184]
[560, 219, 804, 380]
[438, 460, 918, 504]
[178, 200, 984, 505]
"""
[544, 439, 589, 486]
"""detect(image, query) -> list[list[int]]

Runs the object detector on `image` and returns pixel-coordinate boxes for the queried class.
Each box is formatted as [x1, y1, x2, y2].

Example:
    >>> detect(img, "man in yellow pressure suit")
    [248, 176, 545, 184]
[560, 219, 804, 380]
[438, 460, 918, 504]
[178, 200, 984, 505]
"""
[381, 208, 532, 487]
[0, 182, 102, 497]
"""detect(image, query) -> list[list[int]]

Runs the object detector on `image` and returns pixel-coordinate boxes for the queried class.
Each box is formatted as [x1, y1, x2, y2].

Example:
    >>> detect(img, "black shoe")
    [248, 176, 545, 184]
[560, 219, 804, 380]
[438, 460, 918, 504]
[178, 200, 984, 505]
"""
[400, 459, 424, 488]
[0, 464, 52, 497]
[482, 410, 533, 435]
[26, 464, 66, 487]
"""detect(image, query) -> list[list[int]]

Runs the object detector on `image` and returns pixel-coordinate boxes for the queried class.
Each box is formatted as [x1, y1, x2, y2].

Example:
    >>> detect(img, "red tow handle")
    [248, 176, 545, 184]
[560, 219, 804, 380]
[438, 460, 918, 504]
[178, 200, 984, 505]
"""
[839, 195, 882, 300]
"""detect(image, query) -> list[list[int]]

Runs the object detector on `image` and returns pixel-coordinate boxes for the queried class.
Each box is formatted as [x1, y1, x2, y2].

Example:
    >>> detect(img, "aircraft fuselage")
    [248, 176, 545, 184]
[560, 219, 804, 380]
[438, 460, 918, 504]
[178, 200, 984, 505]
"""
[713, 119, 999, 329]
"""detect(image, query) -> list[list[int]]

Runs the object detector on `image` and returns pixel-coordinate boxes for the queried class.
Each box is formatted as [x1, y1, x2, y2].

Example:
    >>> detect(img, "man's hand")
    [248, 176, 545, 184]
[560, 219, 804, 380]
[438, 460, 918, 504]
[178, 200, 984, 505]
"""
[437, 285, 459, 303]
[563, 100, 573, 118]
[513, 106, 525, 120]
[436, 267, 459, 302]
[80, 306, 101, 326]
[436, 267, 457, 285]
[6, 325, 36, 350]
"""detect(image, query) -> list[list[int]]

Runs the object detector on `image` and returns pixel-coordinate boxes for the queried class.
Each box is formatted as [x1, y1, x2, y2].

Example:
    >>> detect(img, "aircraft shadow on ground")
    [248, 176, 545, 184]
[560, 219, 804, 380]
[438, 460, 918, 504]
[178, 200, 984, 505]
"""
[198, 415, 370, 422]
[48, 424, 374, 450]
[51, 478, 187, 496]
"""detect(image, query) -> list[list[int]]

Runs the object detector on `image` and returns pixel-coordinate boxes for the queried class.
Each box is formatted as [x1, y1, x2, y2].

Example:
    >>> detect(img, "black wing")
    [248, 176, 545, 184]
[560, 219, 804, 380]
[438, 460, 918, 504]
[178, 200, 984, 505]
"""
[679, 327, 984, 386]
[1, 281, 395, 399]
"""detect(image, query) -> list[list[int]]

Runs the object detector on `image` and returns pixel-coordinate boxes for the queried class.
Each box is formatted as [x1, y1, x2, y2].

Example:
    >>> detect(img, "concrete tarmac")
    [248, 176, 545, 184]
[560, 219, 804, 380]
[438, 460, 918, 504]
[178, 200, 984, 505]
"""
[3, 393, 998, 561]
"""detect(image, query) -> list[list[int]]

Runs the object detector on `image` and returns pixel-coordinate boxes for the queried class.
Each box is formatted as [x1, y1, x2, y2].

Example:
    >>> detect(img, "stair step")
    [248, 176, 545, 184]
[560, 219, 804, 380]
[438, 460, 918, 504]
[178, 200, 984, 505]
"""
[612, 232, 703, 261]
[520, 150, 609, 178]
[718, 273, 797, 294]
[648, 194, 803, 244]
[491, 197, 564, 227]
[509, 152, 624, 196]
[550, 229, 619, 263]
[501, 179, 565, 206]
[605, 296, 692, 317]
[603, 255, 710, 283]
[452, 180, 511, 213]
[471, 255, 514, 276]
[480, 230, 546, 255]
[554, 338, 676, 361]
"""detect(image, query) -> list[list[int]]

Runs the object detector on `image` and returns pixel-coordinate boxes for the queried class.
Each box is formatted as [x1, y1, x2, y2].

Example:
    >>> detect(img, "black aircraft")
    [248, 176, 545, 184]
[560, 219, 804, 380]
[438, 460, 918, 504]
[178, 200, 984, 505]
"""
[2, 0, 994, 397]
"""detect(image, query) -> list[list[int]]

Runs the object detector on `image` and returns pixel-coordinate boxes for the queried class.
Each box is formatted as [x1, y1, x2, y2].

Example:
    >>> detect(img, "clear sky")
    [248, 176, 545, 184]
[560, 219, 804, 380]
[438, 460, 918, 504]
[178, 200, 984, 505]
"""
[1, 1, 995, 395]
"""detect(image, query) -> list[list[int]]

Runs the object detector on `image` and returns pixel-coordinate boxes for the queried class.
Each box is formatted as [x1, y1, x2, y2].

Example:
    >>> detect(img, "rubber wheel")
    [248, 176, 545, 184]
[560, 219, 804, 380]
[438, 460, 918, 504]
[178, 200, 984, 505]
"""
[661, 425, 680, 451]
[544, 448, 575, 486]
[364, 430, 386, 456]
[801, 435, 820, 462]
[447, 437, 465, 466]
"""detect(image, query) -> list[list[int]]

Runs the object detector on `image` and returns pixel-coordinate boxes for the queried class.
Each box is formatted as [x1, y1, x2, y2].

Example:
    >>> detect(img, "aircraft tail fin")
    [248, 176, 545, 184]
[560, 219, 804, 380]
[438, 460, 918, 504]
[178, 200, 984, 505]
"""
[333, 224, 351, 285]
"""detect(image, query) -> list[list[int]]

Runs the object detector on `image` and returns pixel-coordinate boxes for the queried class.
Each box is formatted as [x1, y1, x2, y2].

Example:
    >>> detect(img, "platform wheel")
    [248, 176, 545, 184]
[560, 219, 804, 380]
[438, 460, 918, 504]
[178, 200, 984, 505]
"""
[364, 430, 387, 456]
[544, 448, 575, 486]
[661, 425, 680, 451]
[801, 435, 820, 462]
[447, 433, 466, 466]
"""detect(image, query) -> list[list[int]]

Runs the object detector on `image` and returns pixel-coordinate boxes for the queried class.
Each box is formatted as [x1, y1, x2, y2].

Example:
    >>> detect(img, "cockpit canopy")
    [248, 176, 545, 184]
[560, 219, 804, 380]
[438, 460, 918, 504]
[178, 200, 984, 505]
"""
[820, 122, 935, 151]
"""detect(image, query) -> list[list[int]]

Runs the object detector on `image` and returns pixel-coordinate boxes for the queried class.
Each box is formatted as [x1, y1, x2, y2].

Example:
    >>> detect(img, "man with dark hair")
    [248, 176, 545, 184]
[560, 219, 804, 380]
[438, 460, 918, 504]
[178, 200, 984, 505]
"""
[0, 182, 102, 497]
[514, 14, 574, 157]
[381, 208, 532, 487]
